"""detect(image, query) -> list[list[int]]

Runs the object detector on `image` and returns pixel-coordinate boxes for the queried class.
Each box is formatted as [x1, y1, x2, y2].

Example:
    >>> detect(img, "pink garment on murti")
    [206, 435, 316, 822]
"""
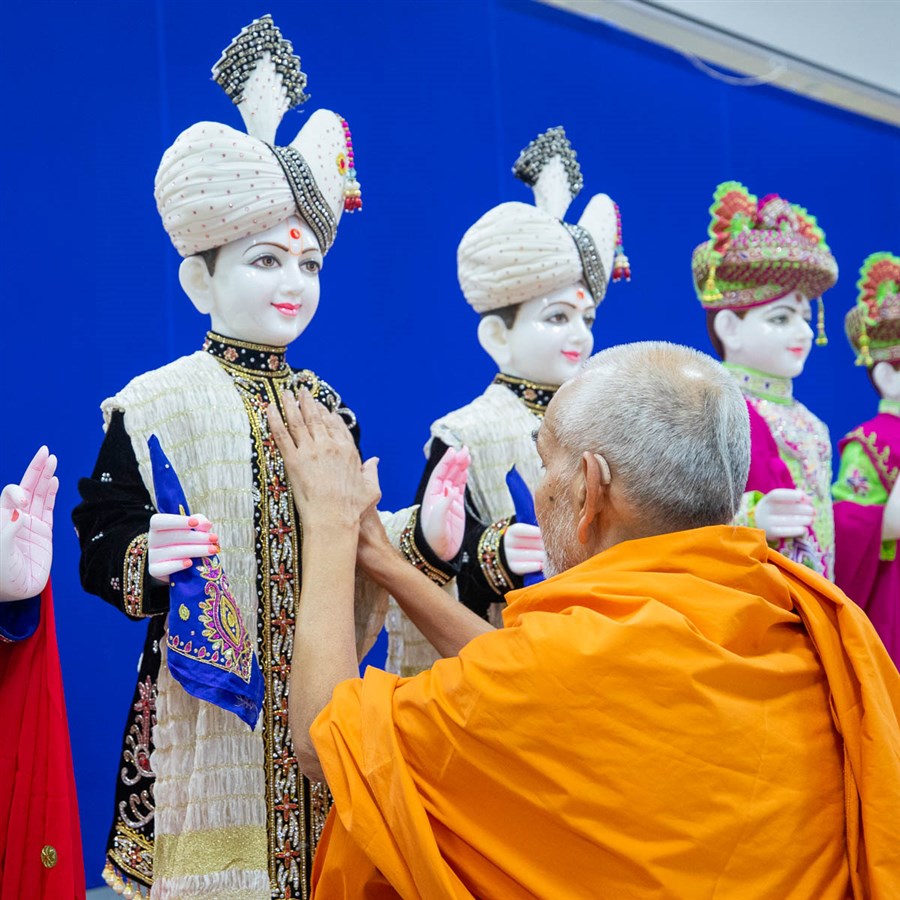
[834, 413, 900, 669]
[743, 397, 833, 579]
[745, 400, 795, 494]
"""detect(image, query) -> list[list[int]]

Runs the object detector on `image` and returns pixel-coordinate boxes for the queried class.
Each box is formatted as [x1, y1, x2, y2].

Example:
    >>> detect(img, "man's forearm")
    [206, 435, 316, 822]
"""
[290, 525, 359, 780]
[366, 546, 494, 657]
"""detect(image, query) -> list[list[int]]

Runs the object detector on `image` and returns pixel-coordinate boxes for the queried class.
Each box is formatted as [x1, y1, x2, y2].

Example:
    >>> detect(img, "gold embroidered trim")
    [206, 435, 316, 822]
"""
[154, 824, 268, 880]
[206, 331, 289, 355]
[233, 369, 313, 896]
[124, 533, 150, 618]
[493, 373, 556, 415]
[216, 358, 290, 380]
[107, 823, 154, 887]
[847, 427, 900, 493]
[478, 517, 514, 595]
[399, 508, 454, 586]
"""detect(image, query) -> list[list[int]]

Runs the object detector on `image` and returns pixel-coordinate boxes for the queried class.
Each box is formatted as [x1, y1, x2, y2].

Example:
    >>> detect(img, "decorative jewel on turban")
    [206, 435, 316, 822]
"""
[692, 181, 838, 344]
[154, 15, 361, 258]
[845, 252, 900, 367]
[457, 126, 628, 314]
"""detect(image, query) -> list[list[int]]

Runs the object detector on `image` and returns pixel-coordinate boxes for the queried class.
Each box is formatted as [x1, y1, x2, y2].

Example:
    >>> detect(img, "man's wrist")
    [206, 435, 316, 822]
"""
[301, 521, 360, 555]
[360, 543, 407, 588]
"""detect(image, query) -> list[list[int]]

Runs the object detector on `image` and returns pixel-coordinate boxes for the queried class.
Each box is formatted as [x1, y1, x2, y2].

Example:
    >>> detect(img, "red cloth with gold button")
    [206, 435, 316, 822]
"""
[0, 582, 85, 899]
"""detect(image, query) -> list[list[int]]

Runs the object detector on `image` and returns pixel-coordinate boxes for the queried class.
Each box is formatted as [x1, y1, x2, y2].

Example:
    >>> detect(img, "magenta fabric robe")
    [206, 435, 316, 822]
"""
[834, 412, 900, 668]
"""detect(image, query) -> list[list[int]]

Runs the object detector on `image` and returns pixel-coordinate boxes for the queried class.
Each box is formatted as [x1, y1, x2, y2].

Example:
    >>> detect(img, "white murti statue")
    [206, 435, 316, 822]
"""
[692, 181, 838, 579]
[387, 127, 629, 677]
[73, 16, 465, 900]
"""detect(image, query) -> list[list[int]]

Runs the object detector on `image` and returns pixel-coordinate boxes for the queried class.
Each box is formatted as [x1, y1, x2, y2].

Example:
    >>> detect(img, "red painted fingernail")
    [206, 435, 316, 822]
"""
[188, 517, 199, 527]
[182, 559, 191, 568]
[209, 534, 219, 543]
[211, 545, 220, 554]
[10, 509, 19, 522]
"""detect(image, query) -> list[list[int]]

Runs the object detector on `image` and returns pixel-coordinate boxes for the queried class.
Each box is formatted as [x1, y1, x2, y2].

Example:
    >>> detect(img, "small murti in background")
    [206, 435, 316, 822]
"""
[692, 181, 838, 578]
[388, 126, 629, 677]
[833, 251, 900, 667]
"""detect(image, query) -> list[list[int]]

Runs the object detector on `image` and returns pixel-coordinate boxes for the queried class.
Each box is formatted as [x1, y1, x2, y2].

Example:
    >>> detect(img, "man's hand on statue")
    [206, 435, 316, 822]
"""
[148, 513, 218, 582]
[268, 389, 380, 533]
[357, 505, 395, 577]
[503, 523, 545, 576]
[420, 447, 470, 562]
[882, 478, 900, 542]
[754, 488, 814, 539]
[0, 445, 58, 602]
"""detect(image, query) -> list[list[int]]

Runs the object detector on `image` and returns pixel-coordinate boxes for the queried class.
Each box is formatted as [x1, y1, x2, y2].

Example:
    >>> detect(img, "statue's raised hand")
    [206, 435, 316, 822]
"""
[0, 446, 58, 602]
[421, 447, 470, 562]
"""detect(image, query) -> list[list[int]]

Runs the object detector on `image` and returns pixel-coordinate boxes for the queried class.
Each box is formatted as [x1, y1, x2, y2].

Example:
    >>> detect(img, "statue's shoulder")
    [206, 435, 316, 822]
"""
[431, 384, 526, 446]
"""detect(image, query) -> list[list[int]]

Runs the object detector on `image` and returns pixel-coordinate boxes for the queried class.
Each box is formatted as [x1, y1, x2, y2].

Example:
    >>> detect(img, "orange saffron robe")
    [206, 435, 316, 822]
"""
[310, 526, 900, 899]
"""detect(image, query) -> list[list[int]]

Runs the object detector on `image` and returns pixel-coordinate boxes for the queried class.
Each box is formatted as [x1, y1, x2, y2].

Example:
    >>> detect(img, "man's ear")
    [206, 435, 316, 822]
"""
[477, 315, 512, 369]
[179, 256, 215, 316]
[713, 309, 742, 357]
[576, 451, 609, 545]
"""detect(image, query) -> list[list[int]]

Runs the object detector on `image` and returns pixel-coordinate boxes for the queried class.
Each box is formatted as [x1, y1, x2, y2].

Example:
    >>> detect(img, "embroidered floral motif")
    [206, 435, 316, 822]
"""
[232, 369, 311, 897]
[847, 468, 871, 496]
[197, 556, 255, 682]
[203, 333, 359, 898]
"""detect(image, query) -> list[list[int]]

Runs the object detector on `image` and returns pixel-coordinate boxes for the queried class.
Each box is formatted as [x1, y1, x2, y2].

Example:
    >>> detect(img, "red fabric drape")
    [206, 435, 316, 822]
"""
[0, 583, 85, 899]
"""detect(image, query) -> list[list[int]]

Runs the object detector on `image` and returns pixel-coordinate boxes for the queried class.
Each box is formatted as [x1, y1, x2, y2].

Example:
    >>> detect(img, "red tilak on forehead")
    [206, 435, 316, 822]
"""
[576, 289, 585, 300]
[287, 224, 304, 255]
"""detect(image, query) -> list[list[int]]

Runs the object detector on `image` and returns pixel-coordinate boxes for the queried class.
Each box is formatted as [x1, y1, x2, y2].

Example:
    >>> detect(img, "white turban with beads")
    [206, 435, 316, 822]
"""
[458, 127, 628, 314]
[154, 16, 361, 258]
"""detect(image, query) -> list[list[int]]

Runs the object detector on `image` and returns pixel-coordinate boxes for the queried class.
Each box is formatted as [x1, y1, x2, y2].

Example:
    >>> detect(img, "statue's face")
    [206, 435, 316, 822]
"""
[505, 282, 596, 386]
[207, 217, 322, 347]
[723, 291, 813, 379]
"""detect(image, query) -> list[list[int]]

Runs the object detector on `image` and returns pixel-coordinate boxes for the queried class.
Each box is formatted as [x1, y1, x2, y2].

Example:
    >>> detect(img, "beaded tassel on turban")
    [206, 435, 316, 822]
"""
[457, 127, 627, 314]
[154, 15, 360, 258]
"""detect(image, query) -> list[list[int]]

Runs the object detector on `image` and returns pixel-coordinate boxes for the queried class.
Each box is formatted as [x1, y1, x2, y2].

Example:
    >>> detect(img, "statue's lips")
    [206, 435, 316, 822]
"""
[561, 350, 582, 362]
[272, 303, 301, 317]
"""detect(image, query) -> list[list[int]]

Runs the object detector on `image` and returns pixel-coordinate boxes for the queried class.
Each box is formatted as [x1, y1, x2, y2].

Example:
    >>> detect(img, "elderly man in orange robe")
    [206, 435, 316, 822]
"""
[269, 342, 900, 900]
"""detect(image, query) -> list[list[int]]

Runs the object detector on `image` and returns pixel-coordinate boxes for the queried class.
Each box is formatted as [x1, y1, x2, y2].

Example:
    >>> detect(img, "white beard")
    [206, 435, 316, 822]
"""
[540, 508, 583, 578]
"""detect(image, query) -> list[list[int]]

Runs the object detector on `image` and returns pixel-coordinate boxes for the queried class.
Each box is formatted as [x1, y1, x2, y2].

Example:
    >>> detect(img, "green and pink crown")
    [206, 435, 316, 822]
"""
[845, 252, 900, 366]
[692, 181, 838, 312]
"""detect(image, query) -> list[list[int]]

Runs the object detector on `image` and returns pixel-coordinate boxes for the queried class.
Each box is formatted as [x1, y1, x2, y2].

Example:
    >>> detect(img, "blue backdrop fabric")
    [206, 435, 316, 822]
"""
[1, 0, 898, 887]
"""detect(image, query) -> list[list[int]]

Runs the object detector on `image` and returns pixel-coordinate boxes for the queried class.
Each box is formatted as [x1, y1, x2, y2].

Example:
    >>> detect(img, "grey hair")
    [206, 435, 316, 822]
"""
[552, 342, 750, 531]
